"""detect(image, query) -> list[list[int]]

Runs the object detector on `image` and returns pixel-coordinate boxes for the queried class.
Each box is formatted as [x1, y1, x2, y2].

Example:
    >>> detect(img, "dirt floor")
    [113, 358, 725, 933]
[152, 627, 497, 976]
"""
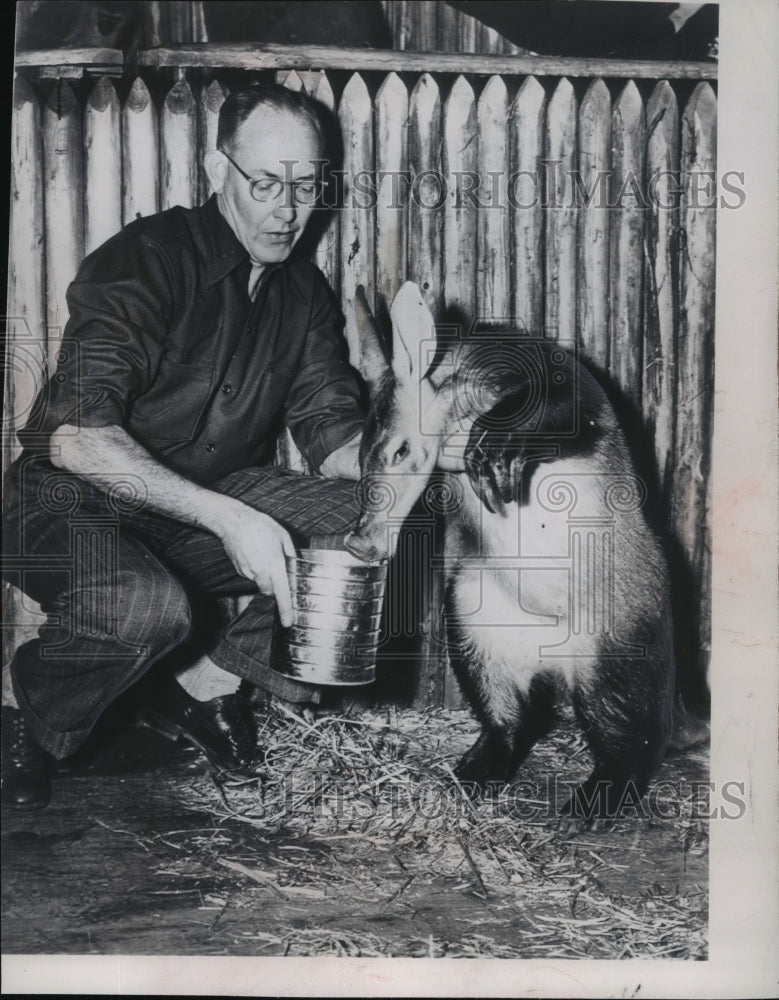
[1, 703, 708, 959]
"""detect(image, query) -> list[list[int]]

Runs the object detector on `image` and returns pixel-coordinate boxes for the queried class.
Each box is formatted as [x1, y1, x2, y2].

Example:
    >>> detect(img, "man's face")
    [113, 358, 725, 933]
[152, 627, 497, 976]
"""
[215, 105, 322, 266]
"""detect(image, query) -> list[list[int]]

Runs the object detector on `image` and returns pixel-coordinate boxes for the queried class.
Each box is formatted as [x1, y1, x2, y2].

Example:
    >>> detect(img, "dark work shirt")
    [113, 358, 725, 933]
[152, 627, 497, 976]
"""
[19, 196, 365, 485]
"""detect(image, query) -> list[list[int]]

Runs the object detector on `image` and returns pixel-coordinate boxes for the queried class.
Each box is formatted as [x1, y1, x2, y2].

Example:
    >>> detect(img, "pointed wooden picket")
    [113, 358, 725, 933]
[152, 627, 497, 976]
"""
[279, 69, 329, 97]
[302, 70, 327, 98]
[576, 78, 610, 368]
[43, 80, 84, 367]
[509, 75, 546, 334]
[476, 75, 510, 322]
[338, 73, 375, 365]
[4, 83, 49, 679]
[438, 71, 472, 715]
[643, 80, 680, 493]
[608, 81, 646, 404]
[198, 78, 228, 201]
[375, 72, 409, 309]
[309, 72, 339, 294]
[84, 77, 122, 255]
[544, 78, 578, 341]
[277, 71, 324, 475]
[289, 69, 332, 97]
[310, 71, 336, 112]
[160, 76, 197, 210]
[279, 69, 303, 92]
[6, 77, 46, 466]
[442, 76, 477, 321]
[121, 77, 159, 224]
[674, 82, 717, 674]
[407, 73, 447, 709]
[408, 74, 443, 316]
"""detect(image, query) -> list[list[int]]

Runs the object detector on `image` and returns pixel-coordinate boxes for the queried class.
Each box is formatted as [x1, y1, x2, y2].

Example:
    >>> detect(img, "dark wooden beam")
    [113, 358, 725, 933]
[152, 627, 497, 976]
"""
[13, 44, 718, 80]
[134, 43, 717, 80]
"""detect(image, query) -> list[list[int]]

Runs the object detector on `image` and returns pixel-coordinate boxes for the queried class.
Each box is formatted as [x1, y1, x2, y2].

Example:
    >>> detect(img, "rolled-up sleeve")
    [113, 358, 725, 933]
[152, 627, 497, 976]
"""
[18, 230, 176, 449]
[284, 273, 365, 472]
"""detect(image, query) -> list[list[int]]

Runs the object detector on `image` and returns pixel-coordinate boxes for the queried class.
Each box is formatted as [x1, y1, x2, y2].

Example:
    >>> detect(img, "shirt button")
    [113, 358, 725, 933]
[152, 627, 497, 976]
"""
[205, 443, 216, 453]
[221, 384, 233, 394]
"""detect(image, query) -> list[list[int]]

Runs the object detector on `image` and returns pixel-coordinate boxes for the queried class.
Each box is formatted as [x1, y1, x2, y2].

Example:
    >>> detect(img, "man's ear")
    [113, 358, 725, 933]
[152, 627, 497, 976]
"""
[204, 149, 228, 194]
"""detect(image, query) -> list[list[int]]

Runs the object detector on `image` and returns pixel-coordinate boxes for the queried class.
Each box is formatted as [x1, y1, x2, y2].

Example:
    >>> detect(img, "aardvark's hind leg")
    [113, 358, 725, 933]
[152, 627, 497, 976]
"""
[567, 656, 673, 819]
[454, 673, 558, 793]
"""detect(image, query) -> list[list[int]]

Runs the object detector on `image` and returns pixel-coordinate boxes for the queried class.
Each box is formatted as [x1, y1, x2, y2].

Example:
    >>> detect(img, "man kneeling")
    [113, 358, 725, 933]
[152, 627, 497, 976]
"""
[2, 84, 364, 809]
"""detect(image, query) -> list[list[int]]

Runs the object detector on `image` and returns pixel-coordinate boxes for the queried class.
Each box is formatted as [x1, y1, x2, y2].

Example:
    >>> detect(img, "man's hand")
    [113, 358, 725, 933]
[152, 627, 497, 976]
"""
[319, 431, 362, 480]
[215, 500, 297, 627]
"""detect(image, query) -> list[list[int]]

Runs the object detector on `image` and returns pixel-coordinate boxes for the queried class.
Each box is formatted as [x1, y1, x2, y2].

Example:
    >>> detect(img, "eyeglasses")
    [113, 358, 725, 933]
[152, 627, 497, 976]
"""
[219, 148, 323, 205]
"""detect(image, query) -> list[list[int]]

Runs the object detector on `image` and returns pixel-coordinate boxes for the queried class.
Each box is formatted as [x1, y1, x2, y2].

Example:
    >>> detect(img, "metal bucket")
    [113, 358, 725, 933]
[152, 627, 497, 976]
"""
[273, 548, 388, 686]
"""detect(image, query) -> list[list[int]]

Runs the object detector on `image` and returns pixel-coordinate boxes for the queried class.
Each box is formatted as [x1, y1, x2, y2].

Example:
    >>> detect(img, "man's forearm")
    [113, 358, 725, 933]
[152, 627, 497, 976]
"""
[49, 423, 229, 532]
[48, 423, 298, 624]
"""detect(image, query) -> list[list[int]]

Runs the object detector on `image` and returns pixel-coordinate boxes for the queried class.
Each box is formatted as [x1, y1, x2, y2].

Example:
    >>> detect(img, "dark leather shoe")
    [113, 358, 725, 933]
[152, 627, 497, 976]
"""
[1, 707, 51, 810]
[139, 680, 257, 772]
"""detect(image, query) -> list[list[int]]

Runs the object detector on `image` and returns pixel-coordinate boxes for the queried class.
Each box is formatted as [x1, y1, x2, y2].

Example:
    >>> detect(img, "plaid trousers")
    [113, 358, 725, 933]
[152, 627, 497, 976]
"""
[2, 456, 362, 758]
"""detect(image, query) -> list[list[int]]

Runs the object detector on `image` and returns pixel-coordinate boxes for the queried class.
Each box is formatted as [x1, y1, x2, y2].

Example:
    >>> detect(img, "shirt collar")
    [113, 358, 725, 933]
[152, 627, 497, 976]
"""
[197, 195, 293, 292]
[197, 194, 251, 288]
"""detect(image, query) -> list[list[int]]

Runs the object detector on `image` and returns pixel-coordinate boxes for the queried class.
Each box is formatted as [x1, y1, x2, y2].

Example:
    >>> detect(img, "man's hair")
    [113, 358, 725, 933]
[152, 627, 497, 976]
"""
[217, 83, 325, 153]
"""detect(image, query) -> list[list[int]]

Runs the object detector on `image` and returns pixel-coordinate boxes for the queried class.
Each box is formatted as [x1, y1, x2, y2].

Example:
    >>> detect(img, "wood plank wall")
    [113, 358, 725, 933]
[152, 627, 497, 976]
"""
[4, 58, 717, 708]
[380, 0, 529, 55]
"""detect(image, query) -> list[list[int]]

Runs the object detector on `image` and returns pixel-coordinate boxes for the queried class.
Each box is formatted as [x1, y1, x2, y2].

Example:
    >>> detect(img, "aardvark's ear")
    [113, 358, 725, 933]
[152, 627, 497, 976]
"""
[389, 282, 436, 386]
[353, 284, 390, 399]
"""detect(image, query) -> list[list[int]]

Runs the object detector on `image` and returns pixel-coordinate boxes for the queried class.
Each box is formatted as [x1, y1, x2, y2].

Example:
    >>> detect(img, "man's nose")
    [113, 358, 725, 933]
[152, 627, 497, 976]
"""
[273, 194, 297, 222]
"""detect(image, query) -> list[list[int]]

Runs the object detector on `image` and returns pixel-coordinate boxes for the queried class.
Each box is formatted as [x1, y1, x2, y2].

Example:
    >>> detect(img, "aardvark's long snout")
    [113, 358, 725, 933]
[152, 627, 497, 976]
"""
[344, 528, 389, 565]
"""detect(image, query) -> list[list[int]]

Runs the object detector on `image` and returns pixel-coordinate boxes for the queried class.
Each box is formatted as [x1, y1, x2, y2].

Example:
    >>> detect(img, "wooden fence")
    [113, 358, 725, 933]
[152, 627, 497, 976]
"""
[5, 48, 717, 707]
